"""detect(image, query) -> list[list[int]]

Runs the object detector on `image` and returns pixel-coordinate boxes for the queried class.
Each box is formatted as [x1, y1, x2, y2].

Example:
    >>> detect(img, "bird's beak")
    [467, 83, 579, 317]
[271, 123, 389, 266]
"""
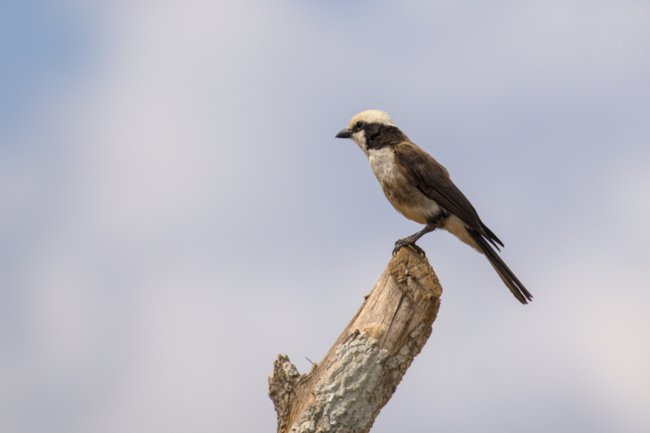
[335, 128, 352, 139]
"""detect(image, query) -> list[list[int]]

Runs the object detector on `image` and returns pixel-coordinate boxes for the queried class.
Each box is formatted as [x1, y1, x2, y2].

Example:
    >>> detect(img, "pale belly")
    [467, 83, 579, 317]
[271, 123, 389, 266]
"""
[368, 147, 442, 225]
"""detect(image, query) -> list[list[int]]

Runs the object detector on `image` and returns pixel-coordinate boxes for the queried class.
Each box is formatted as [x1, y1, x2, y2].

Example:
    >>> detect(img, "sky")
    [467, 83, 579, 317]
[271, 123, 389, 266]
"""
[1, 1, 649, 432]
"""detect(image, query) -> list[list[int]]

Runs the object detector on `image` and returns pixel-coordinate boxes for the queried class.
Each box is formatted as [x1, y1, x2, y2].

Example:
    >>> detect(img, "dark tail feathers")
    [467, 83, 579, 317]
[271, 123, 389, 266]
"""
[468, 228, 533, 304]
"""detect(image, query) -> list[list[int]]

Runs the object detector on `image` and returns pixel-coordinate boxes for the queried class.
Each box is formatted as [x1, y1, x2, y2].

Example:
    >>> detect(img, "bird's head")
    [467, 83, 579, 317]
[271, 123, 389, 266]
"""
[335, 109, 398, 153]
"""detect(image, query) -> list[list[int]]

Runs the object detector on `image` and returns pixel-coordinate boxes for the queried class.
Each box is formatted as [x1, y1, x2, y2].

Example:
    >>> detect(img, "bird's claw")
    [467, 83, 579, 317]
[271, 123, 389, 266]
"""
[392, 240, 426, 257]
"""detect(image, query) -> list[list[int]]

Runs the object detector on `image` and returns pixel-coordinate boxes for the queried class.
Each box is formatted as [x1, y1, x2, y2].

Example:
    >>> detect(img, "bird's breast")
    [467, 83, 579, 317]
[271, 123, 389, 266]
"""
[367, 147, 442, 224]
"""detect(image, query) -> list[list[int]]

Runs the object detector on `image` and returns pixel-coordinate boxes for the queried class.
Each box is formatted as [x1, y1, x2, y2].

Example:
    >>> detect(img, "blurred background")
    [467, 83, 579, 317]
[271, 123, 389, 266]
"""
[1, 1, 649, 432]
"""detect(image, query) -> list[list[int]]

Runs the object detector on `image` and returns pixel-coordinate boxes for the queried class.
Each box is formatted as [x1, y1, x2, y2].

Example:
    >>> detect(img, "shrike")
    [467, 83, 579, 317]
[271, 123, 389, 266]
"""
[336, 109, 533, 304]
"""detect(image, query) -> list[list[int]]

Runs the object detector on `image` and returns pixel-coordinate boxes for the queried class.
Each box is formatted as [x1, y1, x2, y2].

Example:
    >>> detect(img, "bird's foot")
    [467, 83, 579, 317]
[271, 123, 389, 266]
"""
[392, 239, 426, 257]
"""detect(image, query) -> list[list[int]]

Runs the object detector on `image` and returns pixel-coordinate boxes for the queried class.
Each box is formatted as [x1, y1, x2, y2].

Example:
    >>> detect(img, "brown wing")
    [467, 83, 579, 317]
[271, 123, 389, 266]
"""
[394, 141, 504, 248]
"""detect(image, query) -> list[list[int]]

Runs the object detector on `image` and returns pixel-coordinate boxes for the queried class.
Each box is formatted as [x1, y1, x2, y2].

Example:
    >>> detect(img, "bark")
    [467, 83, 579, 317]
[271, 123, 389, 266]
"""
[269, 247, 443, 433]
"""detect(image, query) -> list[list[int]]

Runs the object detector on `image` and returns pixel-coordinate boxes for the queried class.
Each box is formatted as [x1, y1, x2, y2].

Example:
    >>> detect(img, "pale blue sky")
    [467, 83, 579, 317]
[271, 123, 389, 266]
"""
[1, 1, 649, 432]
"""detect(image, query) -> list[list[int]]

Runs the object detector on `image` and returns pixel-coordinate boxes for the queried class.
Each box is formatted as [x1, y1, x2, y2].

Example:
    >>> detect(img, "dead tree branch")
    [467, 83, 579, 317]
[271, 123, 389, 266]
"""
[269, 247, 443, 433]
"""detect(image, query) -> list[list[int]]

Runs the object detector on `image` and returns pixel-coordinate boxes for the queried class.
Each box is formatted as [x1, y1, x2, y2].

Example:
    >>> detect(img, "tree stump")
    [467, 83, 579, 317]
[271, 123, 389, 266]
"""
[269, 247, 443, 433]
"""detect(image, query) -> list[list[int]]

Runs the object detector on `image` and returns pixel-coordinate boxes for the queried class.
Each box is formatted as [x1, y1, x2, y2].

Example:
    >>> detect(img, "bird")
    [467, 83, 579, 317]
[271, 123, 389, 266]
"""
[335, 109, 533, 304]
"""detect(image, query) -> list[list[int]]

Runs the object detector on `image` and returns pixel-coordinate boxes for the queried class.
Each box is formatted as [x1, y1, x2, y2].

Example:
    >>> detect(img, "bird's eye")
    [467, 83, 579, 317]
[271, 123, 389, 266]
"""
[355, 121, 365, 129]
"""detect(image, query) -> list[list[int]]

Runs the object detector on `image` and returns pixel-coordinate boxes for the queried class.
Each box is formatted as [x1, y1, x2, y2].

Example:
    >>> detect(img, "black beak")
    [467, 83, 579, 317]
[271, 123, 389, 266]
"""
[335, 128, 352, 139]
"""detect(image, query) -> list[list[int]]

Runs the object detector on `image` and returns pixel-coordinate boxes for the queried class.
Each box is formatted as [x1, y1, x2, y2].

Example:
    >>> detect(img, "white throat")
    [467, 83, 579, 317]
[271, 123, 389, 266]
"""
[352, 130, 368, 155]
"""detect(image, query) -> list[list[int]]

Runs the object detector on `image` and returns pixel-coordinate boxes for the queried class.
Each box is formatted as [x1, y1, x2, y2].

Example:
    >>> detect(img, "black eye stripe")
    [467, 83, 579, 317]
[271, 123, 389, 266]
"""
[353, 121, 365, 132]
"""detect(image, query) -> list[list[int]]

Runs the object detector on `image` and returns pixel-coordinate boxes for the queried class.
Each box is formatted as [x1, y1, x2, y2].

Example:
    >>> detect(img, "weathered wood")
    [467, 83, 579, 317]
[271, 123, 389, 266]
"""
[269, 247, 443, 433]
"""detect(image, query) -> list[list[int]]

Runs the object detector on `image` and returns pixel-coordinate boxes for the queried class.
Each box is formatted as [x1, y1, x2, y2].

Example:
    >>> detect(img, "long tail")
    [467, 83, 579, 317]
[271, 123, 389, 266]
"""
[468, 228, 533, 304]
